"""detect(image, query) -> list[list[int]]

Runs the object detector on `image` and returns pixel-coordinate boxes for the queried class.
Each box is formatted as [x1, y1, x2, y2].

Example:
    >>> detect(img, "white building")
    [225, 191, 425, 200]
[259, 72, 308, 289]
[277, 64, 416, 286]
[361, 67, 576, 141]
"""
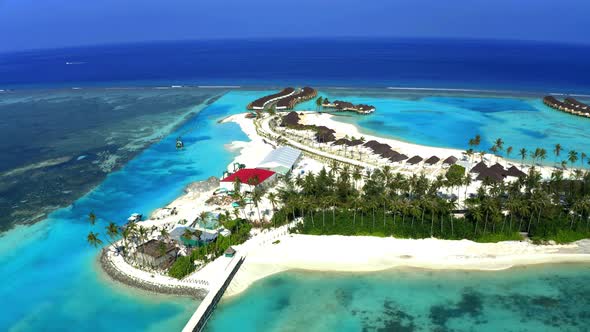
[257, 146, 302, 175]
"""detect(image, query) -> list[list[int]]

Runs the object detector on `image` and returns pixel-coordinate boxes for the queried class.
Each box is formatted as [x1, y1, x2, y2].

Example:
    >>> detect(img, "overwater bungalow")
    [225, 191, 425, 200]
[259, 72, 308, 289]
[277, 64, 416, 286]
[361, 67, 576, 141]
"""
[275, 87, 317, 110]
[322, 100, 376, 114]
[247, 88, 296, 110]
[543, 95, 590, 118]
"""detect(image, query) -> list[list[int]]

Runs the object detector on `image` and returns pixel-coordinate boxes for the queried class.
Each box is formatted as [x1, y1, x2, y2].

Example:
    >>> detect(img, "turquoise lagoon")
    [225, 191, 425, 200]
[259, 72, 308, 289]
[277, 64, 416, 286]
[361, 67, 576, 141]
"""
[0, 91, 254, 331]
[208, 264, 590, 332]
[1, 88, 590, 331]
[295, 89, 590, 165]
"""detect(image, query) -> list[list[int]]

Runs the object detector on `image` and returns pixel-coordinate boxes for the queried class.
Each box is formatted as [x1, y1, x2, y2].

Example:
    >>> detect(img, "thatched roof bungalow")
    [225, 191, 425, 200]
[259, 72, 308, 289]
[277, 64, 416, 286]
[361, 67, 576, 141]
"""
[470, 161, 487, 174]
[506, 165, 526, 178]
[424, 156, 440, 165]
[442, 156, 458, 166]
[281, 111, 301, 127]
[390, 154, 408, 163]
[406, 155, 423, 165]
[476, 167, 504, 183]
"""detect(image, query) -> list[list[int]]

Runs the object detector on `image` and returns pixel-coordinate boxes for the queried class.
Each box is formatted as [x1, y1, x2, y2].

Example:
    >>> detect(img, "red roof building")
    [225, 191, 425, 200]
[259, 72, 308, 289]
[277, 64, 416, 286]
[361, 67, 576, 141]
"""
[220, 168, 276, 185]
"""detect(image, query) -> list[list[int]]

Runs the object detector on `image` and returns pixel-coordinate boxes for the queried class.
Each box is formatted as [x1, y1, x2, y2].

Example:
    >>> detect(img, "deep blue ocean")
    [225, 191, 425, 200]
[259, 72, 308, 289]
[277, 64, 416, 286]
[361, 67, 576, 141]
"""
[2, 39, 590, 331]
[1, 38, 590, 93]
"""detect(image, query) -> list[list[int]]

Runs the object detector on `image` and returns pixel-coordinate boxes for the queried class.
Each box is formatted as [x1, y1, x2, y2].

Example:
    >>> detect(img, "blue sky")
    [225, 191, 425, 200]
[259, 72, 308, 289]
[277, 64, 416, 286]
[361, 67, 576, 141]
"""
[0, 0, 589, 52]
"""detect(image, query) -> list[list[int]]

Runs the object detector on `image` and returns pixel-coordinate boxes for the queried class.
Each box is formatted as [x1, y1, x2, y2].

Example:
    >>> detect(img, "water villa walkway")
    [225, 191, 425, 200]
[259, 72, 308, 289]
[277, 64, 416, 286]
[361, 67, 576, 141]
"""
[247, 88, 295, 110]
[275, 87, 317, 110]
[543, 95, 590, 118]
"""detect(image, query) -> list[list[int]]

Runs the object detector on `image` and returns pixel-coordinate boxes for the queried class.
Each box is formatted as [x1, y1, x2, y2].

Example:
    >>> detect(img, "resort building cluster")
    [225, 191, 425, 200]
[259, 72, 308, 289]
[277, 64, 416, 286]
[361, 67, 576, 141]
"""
[96, 87, 590, 331]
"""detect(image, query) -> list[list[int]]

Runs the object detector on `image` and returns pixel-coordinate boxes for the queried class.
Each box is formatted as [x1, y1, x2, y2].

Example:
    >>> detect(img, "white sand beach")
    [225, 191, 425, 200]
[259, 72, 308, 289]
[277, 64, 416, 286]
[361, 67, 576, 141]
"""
[300, 112, 465, 161]
[225, 234, 590, 298]
[297, 112, 565, 179]
[106, 111, 589, 300]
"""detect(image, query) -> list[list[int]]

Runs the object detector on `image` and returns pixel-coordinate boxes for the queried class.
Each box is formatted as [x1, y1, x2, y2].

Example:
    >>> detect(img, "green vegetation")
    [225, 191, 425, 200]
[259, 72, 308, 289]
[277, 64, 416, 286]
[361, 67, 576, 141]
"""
[168, 218, 252, 279]
[270, 161, 590, 243]
[168, 256, 195, 279]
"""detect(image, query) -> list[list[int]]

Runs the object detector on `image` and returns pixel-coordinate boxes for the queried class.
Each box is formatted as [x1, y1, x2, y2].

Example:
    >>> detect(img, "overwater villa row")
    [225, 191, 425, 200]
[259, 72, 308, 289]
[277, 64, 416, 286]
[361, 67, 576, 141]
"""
[247, 87, 295, 110]
[247, 87, 317, 111]
[275, 87, 317, 110]
[322, 99, 376, 114]
[543, 95, 590, 117]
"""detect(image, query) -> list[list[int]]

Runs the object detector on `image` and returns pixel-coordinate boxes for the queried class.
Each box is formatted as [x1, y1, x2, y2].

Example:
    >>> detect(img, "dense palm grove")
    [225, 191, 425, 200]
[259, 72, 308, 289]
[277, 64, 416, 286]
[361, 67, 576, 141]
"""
[270, 162, 590, 244]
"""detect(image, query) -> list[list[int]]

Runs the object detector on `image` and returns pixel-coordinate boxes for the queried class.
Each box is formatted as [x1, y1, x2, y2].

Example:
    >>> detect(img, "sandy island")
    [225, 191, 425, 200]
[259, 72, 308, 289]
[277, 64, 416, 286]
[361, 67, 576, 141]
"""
[101, 110, 590, 300]
[222, 111, 589, 298]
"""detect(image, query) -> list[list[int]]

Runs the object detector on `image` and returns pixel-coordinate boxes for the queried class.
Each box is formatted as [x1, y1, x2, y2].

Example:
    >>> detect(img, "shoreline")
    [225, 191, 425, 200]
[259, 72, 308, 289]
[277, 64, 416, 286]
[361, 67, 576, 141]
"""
[0, 94, 222, 236]
[98, 249, 208, 299]
[98, 107, 588, 301]
[225, 234, 590, 298]
[294, 111, 569, 179]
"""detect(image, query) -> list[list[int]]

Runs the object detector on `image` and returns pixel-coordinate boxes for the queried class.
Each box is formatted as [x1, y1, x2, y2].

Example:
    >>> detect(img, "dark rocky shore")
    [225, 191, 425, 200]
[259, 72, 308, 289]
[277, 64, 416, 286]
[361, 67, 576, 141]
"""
[99, 249, 208, 299]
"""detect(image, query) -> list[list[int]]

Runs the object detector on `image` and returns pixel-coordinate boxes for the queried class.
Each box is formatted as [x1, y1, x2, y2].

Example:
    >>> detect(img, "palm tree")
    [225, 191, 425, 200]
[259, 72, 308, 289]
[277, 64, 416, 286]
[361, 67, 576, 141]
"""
[506, 146, 513, 159]
[268, 192, 278, 211]
[352, 167, 362, 189]
[463, 173, 472, 201]
[495, 138, 504, 153]
[105, 222, 119, 249]
[316, 96, 324, 112]
[519, 148, 527, 164]
[138, 226, 148, 247]
[561, 160, 568, 170]
[539, 148, 547, 164]
[252, 189, 263, 222]
[121, 226, 131, 253]
[582, 152, 587, 168]
[87, 232, 103, 248]
[554, 144, 562, 163]
[569, 150, 579, 167]
[473, 135, 481, 149]
[88, 212, 96, 226]
[160, 228, 169, 242]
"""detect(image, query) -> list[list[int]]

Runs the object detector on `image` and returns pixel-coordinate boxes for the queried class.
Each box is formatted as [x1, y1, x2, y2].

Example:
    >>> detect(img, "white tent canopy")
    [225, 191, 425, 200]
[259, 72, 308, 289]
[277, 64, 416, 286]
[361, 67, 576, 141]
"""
[258, 146, 302, 175]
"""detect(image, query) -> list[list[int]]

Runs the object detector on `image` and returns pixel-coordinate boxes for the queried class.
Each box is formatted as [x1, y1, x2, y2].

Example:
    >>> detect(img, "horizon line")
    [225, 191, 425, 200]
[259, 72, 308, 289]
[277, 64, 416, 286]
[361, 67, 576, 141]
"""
[2, 35, 590, 56]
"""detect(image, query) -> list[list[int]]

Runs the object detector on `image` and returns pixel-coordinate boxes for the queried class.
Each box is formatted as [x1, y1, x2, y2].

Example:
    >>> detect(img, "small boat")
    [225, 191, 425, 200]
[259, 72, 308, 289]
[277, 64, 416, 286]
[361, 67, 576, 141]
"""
[176, 137, 184, 149]
[127, 213, 142, 223]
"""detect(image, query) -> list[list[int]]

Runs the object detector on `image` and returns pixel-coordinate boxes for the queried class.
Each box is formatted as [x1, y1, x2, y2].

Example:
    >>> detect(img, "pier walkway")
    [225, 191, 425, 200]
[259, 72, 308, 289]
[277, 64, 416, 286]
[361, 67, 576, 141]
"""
[182, 253, 245, 332]
[181, 221, 298, 331]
